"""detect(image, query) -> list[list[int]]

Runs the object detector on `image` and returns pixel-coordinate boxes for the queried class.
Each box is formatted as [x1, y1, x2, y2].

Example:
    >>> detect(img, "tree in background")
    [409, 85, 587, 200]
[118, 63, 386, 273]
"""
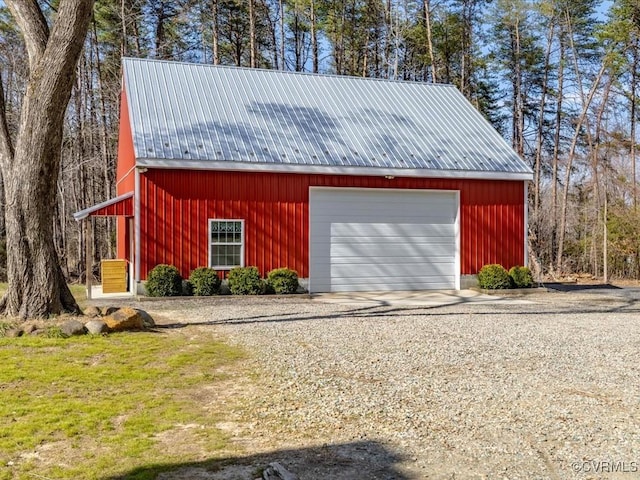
[0, 0, 95, 318]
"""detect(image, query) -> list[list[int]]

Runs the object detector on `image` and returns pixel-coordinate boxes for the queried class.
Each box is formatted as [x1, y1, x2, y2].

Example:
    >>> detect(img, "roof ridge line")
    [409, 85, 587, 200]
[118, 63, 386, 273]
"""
[121, 56, 457, 88]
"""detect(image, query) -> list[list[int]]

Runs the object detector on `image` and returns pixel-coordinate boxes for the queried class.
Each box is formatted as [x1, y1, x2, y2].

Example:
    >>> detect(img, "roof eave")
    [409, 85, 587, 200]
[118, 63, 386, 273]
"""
[73, 191, 135, 221]
[135, 159, 534, 182]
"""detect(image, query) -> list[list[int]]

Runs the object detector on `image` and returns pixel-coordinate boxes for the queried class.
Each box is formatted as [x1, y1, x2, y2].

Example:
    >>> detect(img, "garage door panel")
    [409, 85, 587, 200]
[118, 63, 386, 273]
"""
[311, 259, 454, 278]
[310, 243, 455, 257]
[310, 188, 458, 292]
[328, 237, 454, 245]
[329, 223, 455, 237]
[328, 275, 456, 285]
[315, 213, 455, 223]
[315, 277, 457, 292]
[315, 192, 454, 203]
[331, 263, 455, 278]
[315, 193, 456, 209]
[328, 256, 456, 265]
[329, 243, 454, 258]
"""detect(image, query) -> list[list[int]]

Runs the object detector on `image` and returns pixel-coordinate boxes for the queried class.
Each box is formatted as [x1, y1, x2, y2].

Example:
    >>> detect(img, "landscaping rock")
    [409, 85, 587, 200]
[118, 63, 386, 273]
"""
[85, 319, 109, 335]
[134, 308, 155, 328]
[61, 319, 86, 337]
[103, 307, 143, 332]
[5, 328, 23, 338]
[23, 324, 37, 334]
[84, 306, 102, 318]
[101, 306, 119, 316]
[262, 462, 299, 480]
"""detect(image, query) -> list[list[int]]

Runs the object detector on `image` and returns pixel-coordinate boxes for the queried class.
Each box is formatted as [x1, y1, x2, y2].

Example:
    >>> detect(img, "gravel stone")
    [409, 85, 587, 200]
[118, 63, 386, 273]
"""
[144, 292, 640, 479]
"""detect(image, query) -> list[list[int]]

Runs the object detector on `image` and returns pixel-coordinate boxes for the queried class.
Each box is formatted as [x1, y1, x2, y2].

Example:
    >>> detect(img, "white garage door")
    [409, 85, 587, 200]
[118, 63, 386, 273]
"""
[309, 188, 459, 292]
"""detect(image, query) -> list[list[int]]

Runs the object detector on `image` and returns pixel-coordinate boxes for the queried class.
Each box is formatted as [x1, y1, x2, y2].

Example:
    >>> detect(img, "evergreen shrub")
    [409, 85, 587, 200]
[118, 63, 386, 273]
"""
[146, 264, 183, 297]
[266, 268, 299, 294]
[508, 266, 534, 288]
[228, 266, 265, 295]
[189, 267, 221, 296]
[477, 264, 511, 290]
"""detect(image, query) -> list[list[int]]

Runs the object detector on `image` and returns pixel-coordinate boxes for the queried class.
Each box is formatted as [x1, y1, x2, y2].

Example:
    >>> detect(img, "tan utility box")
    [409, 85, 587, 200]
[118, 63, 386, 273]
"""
[101, 259, 127, 293]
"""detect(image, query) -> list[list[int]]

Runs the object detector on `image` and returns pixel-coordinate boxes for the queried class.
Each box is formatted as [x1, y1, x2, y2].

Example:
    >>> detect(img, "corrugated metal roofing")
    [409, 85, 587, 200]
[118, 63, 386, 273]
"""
[73, 192, 134, 220]
[122, 57, 532, 178]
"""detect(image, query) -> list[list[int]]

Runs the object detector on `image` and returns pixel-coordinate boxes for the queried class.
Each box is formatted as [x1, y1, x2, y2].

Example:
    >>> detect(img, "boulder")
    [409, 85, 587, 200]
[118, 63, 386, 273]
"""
[262, 463, 299, 480]
[84, 306, 102, 318]
[103, 307, 144, 332]
[60, 319, 86, 337]
[101, 306, 119, 316]
[5, 328, 24, 338]
[85, 319, 109, 335]
[134, 308, 155, 328]
[23, 324, 37, 334]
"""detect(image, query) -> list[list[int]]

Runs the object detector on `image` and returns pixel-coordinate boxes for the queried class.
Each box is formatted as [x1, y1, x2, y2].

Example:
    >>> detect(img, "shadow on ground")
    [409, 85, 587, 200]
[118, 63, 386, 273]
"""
[103, 440, 409, 480]
[543, 282, 622, 292]
[150, 296, 640, 331]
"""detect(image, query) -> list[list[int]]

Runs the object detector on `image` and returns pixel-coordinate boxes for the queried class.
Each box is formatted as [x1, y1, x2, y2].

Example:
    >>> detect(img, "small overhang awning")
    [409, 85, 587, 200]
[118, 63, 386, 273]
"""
[73, 192, 134, 221]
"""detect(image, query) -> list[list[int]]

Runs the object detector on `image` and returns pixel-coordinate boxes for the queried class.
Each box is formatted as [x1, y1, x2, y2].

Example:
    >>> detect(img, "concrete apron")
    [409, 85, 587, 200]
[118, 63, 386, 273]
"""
[311, 289, 533, 307]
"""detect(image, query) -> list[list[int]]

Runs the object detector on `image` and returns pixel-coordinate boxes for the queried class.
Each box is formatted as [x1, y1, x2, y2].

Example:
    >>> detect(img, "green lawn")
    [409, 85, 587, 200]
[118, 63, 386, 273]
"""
[0, 331, 245, 479]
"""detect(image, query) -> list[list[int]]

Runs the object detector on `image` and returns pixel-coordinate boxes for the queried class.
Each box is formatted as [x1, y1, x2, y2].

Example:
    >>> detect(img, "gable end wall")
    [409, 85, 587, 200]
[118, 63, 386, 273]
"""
[115, 90, 136, 261]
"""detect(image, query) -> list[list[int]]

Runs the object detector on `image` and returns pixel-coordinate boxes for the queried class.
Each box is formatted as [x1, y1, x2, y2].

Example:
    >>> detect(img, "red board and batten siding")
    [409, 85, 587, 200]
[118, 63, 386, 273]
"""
[138, 169, 525, 280]
[115, 91, 136, 262]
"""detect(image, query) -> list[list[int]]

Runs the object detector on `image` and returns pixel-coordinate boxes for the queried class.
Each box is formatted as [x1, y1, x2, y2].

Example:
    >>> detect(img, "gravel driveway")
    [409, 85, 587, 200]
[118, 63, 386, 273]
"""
[145, 290, 640, 479]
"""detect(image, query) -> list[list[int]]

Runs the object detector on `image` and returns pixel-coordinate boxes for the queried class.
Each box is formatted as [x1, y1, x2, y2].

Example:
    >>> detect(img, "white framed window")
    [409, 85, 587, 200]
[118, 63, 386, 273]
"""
[209, 219, 245, 269]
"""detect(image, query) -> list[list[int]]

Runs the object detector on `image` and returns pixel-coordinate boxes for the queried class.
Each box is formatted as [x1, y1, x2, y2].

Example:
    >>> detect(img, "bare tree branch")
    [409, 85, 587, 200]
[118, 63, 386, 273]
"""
[5, 0, 49, 69]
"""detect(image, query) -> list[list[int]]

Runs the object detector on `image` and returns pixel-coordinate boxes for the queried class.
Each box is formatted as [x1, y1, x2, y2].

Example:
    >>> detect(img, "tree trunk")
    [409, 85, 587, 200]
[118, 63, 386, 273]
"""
[249, 0, 257, 68]
[424, 0, 437, 82]
[632, 38, 639, 278]
[260, 0, 280, 69]
[310, 0, 319, 73]
[154, 2, 166, 59]
[212, 0, 220, 65]
[279, 0, 285, 70]
[631, 39, 638, 209]
[556, 62, 606, 271]
[0, 0, 94, 318]
[551, 38, 564, 267]
[121, 0, 127, 56]
[511, 18, 524, 158]
[534, 21, 554, 217]
[590, 78, 611, 276]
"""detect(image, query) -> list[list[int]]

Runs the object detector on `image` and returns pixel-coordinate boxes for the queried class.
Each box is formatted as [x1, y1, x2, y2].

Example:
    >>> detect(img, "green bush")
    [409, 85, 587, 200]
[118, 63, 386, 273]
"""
[182, 280, 194, 296]
[477, 264, 512, 290]
[228, 266, 265, 295]
[266, 268, 299, 294]
[146, 264, 183, 297]
[189, 267, 221, 296]
[508, 266, 534, 288]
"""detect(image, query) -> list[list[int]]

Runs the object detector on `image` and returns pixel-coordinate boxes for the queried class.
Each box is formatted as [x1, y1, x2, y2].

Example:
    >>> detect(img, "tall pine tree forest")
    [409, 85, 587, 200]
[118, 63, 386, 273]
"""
[1, 0, 639, 281]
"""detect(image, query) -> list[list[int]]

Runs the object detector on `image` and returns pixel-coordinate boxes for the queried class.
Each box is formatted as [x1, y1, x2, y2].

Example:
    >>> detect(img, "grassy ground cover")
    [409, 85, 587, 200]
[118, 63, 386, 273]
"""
[0, 330, 245, 479]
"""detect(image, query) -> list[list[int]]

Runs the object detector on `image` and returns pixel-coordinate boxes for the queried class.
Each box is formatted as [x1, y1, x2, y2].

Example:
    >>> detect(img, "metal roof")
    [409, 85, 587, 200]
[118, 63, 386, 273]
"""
[122, 58, 532, 179]
[73, 192, 134, 221]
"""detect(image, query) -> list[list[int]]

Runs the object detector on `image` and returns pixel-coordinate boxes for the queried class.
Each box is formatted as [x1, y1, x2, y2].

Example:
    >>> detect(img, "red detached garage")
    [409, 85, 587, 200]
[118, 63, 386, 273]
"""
[82, 58, 533, 293]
